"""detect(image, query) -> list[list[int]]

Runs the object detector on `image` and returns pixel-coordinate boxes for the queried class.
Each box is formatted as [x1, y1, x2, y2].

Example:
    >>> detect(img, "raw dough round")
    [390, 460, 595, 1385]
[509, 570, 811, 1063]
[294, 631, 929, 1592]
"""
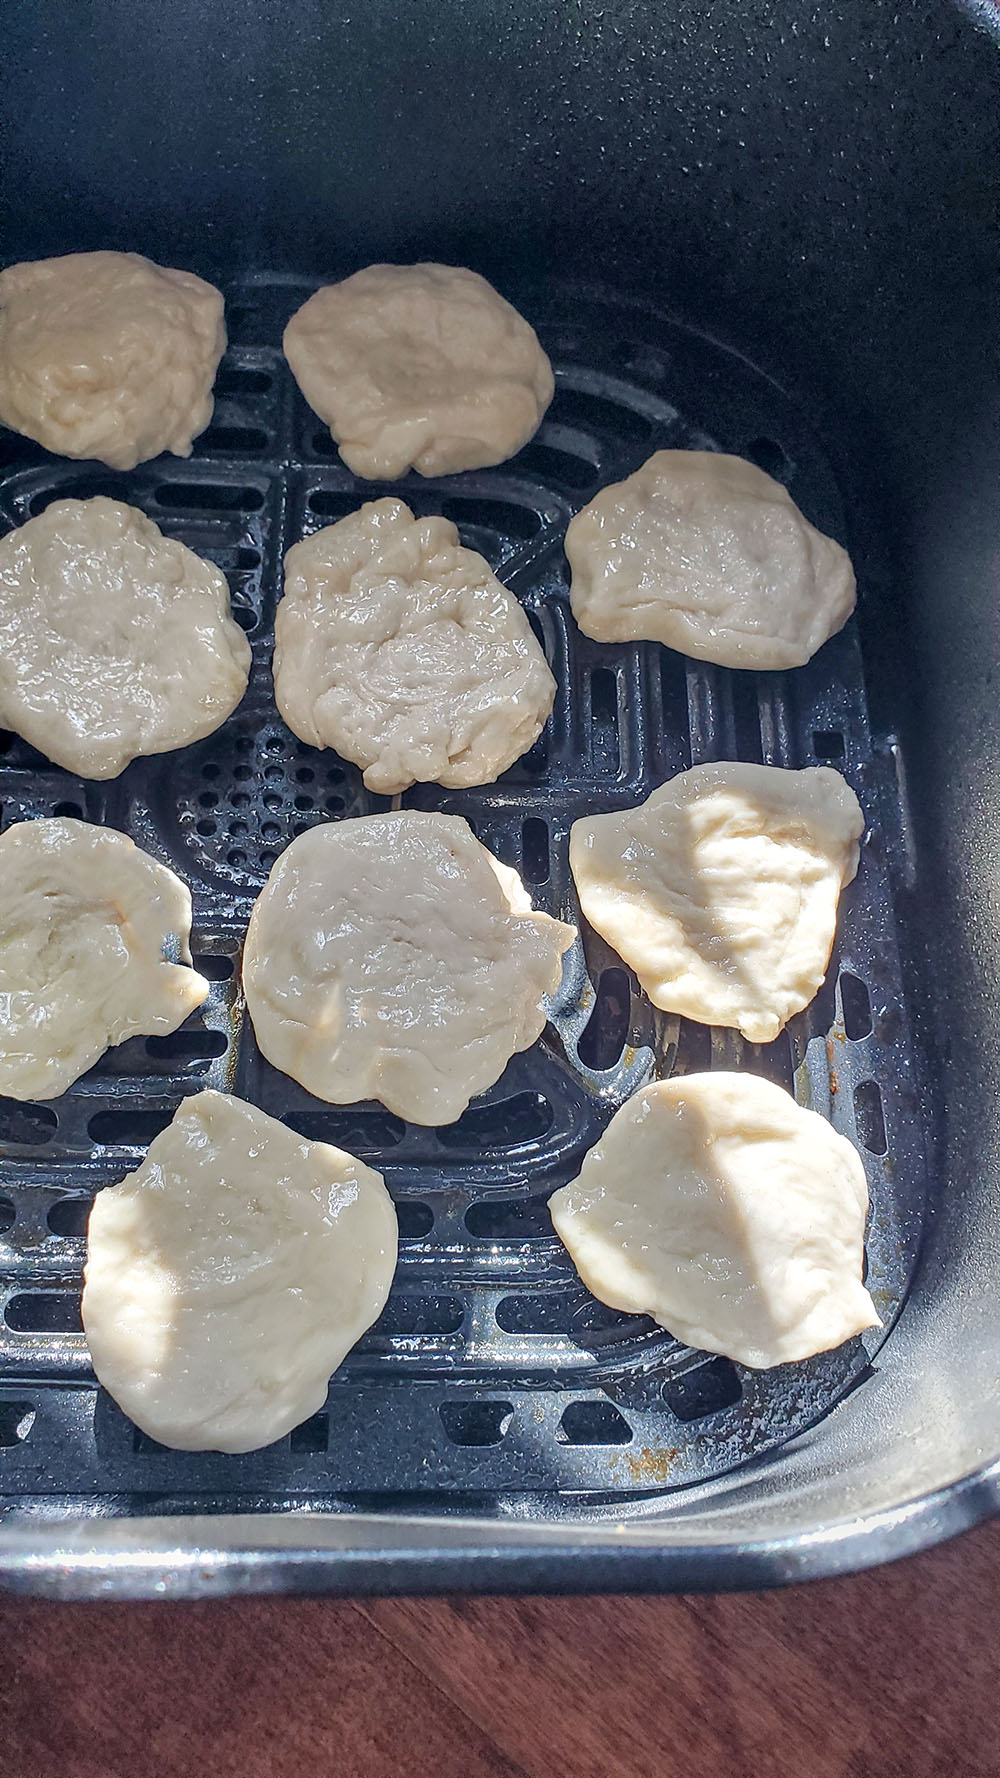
[549, 1073, 880, 1369]
[243, 811, 575, 1125]
[0, 251, 226, 470]
[275, 499, 556, 793]
[82, 1089, 398, 1452]
[0, 496, 251, 777]
[566, 450, 856, 669]
[283, 264, 554, 478]
[0, 817, 208, 1101]
[570, 763, 864, 1044]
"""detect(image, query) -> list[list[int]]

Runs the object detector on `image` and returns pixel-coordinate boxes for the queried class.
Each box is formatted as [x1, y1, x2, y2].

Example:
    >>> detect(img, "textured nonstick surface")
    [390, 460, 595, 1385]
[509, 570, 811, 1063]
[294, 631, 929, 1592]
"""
[0, 279, 928, 1517]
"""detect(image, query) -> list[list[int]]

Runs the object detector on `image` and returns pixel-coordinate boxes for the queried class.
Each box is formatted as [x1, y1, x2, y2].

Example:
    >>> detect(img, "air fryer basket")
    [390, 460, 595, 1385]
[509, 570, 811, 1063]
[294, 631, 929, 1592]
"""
[0, 0, 997, 1596]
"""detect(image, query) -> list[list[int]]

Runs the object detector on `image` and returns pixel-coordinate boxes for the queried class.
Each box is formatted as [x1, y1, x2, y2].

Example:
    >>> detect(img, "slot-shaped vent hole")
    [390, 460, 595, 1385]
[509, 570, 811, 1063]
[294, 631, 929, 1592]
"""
[732, 673, 764, 763]
[439, 497, 541, 543]
[310, 430, 342, 458]
[515, 441, 597, 491]
[495, 1293, 641, 1336]
[214, 365, 272, 396]
[145, 1028, 229, 1063]
[743, 1031, 795, 1094]
[549, 388, 653, 447]
[439, 1399, 513, 1446]
[290, 1412, 329, 1454]
[674, 1019, 713, 1074]
[578, 968, 630, 1071]
[212, 545, 262, 572]
[395, 1201, 434, 1241]
[661, 1358, 743, 1421]
[29, 478, 131, 514]
[590, 668, 621, 772]
[307, 490, 361, 520]
[53, 800, 84, 819]
[0, 433, 51, 471]
[813, 730, 845, 760]
[841, 972, 874, 1041]
[193, 954, 235, 981]
[0, 1196, 14, 1233]
[46, 1196, 92, 1238]
[5, 1292, 81, 1334]
[745, 437, 791, 481]
[280, 1109, 406, 1152]
[0, 1402, 36, 1446]
[0, 1101, 57, 1146]
[155, 482, 265, 512]
[373, 1295, 464, 1337]
[87, 1107, 175, 1147]
[854, 1080, 888, 1154]
[200, 426, 270, 455]
[465, 1197, 552, 1240]
[521, 817, 550, 884]
[557, 1400, 632, 1445]
[437, 1092, 553, 1151]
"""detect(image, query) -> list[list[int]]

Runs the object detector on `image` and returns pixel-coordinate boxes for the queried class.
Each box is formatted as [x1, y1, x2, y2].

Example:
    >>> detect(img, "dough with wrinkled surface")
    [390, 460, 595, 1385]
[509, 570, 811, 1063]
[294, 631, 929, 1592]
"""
[566, 450, 855, 669]
[570, 763, 863, 1043]
[283, 264, 553, 478]
[549, 1073, 880, 1369]
[243, 811, 575, 1125]
[275, 499, 556, 793]
[0, 496, 251, 777]
[0, 251, 225, 470]
[0, 817, 208, 1100]
[82, 1090, 398, 1452]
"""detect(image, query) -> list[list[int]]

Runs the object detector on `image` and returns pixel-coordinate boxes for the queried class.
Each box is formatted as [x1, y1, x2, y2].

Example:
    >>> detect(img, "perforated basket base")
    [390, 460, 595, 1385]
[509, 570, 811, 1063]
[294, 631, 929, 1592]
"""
[0, 279, 928, 1517]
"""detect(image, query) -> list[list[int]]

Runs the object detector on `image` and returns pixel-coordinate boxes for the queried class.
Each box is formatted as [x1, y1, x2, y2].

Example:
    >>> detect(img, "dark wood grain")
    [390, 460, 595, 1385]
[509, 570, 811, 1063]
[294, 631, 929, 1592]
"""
[1, 1521, 997, 1778]
[0, 1590, 528, 1778]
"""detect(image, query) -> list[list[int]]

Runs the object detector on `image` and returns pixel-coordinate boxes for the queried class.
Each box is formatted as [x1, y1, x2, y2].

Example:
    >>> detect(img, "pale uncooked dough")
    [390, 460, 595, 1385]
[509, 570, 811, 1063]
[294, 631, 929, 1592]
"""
[549, 1073, 880, 1369]
[0, 251, 226, 470]
[275, 499, 556, 793]
[0, 817, 208, 1101]
[0, 496, 251, 777]
[82, 1090, 398, 1452]
[283, 264, 554, 478]
[565, 451, 856, 669]
[243, 811, 575, 1125]
[570, 763, 863, 1043]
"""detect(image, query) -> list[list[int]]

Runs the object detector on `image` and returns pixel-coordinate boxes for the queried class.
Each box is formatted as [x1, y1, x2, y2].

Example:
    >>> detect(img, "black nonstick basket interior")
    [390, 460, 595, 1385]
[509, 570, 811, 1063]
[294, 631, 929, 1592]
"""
[0, 276, 930, 1521]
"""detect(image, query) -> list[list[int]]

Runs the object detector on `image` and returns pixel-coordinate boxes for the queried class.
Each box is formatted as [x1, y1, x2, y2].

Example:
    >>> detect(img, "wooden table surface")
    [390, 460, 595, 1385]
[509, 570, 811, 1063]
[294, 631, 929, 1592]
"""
[1, 1519, 996, 1778]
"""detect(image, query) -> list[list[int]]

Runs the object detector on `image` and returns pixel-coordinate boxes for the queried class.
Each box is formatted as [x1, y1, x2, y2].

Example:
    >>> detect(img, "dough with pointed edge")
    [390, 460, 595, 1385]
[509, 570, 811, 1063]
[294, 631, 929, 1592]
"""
[0, 817, 208, 1100]
[243, 811, 575, 1125]
[0, 496, 251, 777]
[566, 450, 855, 668]
[0, 251, 225, 470]
[283, 264, 553, 478]
[570, 762, 863, 1043]
[549, 1073, 880, 1369]
[275, 498, 555, 793]
[82, 1090, 398, 1452]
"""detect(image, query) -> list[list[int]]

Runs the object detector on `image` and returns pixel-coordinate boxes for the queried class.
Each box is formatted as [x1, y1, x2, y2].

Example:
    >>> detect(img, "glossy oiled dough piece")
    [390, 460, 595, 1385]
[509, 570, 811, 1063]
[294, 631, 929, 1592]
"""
[0, 497, 251, 777]
[0, 818, 208, 1100]
[566, 450, 856, 669]
[570, 763, 864, 1043]
[243, 812, 575, 1126]
[549, 1074, 880, 1369]
[0, 251, 226, 470]
[82, 1090, 398, 1452]
[275, 499, 556, 793]
[283, 264, 554, 478]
